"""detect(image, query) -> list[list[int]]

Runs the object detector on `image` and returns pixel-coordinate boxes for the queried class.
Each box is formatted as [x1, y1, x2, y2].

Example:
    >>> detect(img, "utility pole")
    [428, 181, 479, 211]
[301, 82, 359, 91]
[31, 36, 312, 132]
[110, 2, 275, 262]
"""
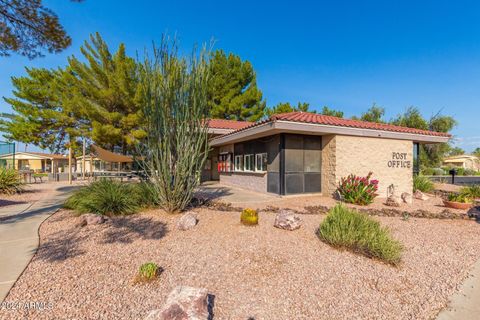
[68, 145, 72, 185]
[82, 137, 86, 180]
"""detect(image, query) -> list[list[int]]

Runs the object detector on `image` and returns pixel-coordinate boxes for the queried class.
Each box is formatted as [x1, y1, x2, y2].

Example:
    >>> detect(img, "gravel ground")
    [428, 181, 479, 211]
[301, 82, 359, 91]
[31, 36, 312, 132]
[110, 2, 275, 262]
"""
[0, 183, 54, 207]
[2, 208, 480, 320]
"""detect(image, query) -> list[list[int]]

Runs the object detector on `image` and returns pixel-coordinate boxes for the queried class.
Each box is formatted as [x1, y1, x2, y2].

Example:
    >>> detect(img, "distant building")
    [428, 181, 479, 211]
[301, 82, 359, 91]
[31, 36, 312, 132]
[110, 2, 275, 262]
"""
[0, 151, 69, 173]
[443, 155, 480, 171]
[75, 145, 134, 173]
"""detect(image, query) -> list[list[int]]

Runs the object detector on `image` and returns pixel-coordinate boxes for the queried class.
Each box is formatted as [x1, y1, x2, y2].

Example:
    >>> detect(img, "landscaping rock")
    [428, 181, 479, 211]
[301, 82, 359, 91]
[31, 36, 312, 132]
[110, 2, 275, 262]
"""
[414, 190, 429, 201]
[274, 210, 302, 230]
[177, 212, 198, 231]
[145, 286, 211, 320]
[385, 196, 401, 207]
[78, 214, 106, 227]
[401, 192, 412, 204]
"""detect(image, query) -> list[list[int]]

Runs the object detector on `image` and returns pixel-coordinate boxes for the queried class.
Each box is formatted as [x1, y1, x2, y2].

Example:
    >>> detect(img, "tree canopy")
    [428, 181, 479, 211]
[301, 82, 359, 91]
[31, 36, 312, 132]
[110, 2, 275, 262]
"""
[265, 102, 313, 117]
[353, 104, 385, 123]
[320, 106, 343, 118]
[0, 0, 81, 59]
[208, 50, 266, 121]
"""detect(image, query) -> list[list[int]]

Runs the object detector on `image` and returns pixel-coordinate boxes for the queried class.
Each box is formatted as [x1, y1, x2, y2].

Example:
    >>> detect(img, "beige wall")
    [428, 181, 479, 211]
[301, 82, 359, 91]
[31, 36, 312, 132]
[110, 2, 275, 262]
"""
[322, 135, 413, 198]
[219, 172, 267, 193]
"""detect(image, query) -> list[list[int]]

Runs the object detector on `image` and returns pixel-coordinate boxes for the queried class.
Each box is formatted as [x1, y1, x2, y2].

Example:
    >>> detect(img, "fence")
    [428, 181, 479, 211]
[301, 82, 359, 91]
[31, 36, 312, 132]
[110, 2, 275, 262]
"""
[0, 141, 15, 169]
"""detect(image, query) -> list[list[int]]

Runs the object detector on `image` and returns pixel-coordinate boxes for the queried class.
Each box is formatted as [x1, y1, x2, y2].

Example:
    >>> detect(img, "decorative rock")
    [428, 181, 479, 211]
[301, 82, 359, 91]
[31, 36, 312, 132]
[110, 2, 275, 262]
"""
[177, 212, 198, 231]
[274, 210, 302, 231]
[401, 192, 412, 204]
[385, 196, 401, 207]
[414, 190, 429, 201]
[78, 213, 106, 227]
[144, 286, 211, 320]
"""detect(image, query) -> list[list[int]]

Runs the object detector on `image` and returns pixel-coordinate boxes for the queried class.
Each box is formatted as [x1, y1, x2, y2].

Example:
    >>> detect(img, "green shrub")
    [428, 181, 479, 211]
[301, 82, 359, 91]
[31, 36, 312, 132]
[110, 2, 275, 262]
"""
[432, 168, 446, 176]
[456, 167, 465, 176]
[240, 208, 258, 225]
[447, 193, 471, 203]
[463, 169, 477, 176]
[413, 175, 434, 193]
[64, 179, 140, 216]
[317, 204, 403, 265]
[337, 172, 379, 205]
[0, 168, 25, 194]
[459, 185, 480, 200]
[421, 168, 434, 176]
[134, 262, 160, 283]
[134, 181, 159, 208]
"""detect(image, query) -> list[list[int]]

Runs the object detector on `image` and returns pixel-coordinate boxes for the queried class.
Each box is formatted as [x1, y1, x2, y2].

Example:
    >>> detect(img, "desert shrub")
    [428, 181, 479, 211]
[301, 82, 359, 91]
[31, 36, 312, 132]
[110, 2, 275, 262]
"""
[463, 169, 477, 176]
[413, 175, 434, 193]
[432, 168, 446, 176]
[0, 168, 25, 194]
[337, 172, 378, 205]
[240, 208, 258, 225]
[64, 179, 140, 216]
[317, 204, 403, 265]
[421, 168, 434, 176]
[456, 167, 465, 176]
[134, 262, 160, 283]
[134, 181, 159, 208]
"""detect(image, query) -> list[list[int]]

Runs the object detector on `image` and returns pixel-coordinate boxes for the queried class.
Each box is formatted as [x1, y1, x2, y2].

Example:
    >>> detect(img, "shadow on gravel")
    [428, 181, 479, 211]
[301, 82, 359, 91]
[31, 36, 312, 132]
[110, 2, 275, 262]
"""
[102, 217, 168, 244]
[0, 199, 27, 207]
[36, 229, 87, 262]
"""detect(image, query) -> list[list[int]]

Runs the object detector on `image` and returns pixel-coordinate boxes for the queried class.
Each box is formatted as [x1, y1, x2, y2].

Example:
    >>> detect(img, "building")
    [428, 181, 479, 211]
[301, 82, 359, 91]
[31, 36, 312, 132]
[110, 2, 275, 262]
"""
[75, 145, 134, 173]
[443, 155, 480, 171]
[0, 151, 69, 173]
[205, 112, 450, 198]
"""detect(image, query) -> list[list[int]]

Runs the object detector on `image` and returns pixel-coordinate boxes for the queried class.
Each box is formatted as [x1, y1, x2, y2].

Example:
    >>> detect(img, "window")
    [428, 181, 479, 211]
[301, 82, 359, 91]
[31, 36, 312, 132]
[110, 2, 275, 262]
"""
[255, 153, 267, 172]
[234, 155, 243, 171]
[244, 154, 254, 171]
[218, 153, 232, 172]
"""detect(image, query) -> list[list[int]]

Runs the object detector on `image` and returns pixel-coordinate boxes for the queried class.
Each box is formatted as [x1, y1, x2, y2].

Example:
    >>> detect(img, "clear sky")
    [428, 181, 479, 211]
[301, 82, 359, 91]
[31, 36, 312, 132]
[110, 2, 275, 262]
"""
[1, 0, 479, 152]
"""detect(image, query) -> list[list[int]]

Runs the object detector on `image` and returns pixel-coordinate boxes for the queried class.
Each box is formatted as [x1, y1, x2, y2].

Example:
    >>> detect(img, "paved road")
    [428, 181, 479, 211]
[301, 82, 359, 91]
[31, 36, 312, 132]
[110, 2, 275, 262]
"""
[0, 185, 77, 302]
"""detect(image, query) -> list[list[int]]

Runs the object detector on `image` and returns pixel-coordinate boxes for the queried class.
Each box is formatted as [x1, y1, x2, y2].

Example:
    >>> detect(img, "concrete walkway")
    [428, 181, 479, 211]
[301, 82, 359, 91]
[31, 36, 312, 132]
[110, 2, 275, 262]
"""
[437, 258, 480, 320]
[0, 185, 77, 302]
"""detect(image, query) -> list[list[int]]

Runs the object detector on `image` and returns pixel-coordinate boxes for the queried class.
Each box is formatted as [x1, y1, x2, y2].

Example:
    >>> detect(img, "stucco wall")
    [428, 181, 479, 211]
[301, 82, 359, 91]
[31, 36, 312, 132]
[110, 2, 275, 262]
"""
[219, 172, 267, 193]
[322, 135, 413, 198]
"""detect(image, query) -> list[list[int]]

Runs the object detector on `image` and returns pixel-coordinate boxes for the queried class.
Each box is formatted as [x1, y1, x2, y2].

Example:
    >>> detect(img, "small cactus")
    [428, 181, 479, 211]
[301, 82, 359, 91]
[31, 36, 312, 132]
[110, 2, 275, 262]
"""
[240, 208, 258, 226]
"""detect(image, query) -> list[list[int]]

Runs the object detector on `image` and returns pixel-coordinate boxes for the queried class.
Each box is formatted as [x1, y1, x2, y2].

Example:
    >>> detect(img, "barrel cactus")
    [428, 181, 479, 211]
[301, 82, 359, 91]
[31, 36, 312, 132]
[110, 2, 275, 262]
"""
[240, 208, 258, 226]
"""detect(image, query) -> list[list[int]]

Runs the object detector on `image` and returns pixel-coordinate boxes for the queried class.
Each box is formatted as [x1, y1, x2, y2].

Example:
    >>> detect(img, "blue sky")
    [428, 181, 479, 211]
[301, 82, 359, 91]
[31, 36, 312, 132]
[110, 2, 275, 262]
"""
[1, 0, 479, 152]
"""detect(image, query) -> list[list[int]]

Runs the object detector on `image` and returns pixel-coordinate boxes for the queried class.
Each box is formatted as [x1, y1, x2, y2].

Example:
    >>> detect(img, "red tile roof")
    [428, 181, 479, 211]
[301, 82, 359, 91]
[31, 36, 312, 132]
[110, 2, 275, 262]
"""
[207, 119, 253, 130]
[28, 152, 67, 160]
[220, 111, 451, 137]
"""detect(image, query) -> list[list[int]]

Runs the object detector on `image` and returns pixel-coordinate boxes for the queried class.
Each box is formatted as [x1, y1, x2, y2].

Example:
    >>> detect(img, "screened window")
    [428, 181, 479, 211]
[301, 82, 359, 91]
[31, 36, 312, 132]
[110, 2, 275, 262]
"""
[255, 153, 267, 172]
[234, 155, 243, 171]
[244, 154, 254, 171]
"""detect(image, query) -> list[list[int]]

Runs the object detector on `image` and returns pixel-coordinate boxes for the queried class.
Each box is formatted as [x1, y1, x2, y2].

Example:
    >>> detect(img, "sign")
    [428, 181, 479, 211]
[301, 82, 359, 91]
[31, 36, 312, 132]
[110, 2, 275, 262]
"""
[387, 152, 411, 169]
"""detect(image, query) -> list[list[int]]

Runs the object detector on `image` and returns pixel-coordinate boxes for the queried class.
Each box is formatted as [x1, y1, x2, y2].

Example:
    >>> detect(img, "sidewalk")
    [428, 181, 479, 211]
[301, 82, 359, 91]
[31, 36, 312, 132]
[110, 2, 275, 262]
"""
[436, 258, 480, 320]
[0, 185, 78, 302]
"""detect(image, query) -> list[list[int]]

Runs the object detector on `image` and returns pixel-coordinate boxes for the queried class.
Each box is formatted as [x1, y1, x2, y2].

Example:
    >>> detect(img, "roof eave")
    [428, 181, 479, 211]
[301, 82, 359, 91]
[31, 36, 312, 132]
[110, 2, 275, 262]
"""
[210, 120, 450, 146]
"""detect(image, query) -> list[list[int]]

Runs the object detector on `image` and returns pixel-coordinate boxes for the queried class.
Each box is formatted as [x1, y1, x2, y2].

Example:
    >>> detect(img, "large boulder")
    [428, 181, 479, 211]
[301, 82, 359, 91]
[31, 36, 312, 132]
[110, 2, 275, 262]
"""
[144, 286, 211, 320]
[177, 212, 198, 231]
[385, 195, 401, 207]
[401, 192, 412, 204]
[413, 190, 429, 201]
[274, 210, 302, 231]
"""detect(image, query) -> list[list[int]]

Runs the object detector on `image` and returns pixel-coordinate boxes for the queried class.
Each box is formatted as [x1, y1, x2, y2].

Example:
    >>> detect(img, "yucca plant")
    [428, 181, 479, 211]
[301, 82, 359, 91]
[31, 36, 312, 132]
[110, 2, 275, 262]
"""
[136, 36, 210, 214]
[0, 168, 25, 194]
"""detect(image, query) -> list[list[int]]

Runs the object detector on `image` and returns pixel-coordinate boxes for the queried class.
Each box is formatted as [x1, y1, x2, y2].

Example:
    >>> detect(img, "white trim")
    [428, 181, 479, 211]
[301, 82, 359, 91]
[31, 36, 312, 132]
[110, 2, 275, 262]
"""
[234, 155, 243, 171]
[255, 153, 267, 172]
[244, 154, 254, 172]
[210, 120, 450, 146]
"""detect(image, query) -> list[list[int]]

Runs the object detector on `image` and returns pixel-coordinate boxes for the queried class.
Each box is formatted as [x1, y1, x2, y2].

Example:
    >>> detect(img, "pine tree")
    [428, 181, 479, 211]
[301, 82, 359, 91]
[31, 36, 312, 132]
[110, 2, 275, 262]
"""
[208, 50, 266, 121]
[352, 104, 385, 123]
[1, 67, 80, 153]
[321, 106, 344, 118]
[265, 102, 314, 117]
[65, 32, 145, 154]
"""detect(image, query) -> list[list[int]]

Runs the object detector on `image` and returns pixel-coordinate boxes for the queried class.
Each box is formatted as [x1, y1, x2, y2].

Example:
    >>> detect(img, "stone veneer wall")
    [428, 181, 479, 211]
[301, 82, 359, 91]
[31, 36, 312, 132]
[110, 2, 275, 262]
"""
[219, 172, 267, 193]
[322, 135, 413, 198]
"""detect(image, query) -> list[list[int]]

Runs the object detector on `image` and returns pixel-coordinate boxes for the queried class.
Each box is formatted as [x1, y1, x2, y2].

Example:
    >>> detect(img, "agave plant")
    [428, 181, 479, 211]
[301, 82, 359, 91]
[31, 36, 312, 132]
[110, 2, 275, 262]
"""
[0, 168, 25, 194]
